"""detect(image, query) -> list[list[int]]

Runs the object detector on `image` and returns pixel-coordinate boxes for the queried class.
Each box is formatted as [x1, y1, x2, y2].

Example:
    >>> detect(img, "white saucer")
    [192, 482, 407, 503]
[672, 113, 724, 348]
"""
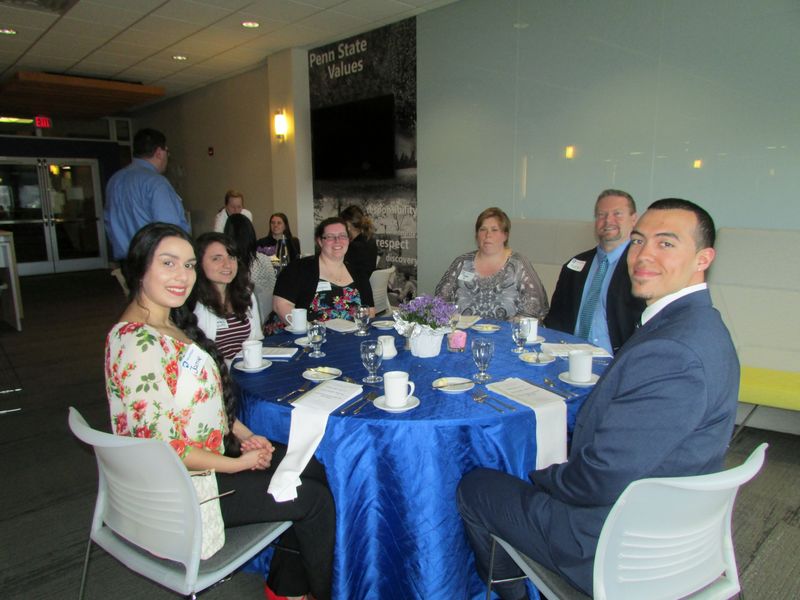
[372, 320, 395, 330]
[526, 335, 545, 344]
[373, 395, 420, 413]
[302, 367, 342, 382]
[432, 377, 475, 393]
[295, 336, 312, 347]
[471, 323, 501, 333]
[286, 325, 308, 335]
[233, 359, 272, 373]
[558, 372, 599, 387]
[520, 352, 556, 366]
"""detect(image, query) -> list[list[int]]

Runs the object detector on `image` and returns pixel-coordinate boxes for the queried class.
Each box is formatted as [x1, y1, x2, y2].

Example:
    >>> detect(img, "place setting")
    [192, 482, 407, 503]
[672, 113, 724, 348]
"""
[558, 349, 600, 387]
[232, 340, 273, 373]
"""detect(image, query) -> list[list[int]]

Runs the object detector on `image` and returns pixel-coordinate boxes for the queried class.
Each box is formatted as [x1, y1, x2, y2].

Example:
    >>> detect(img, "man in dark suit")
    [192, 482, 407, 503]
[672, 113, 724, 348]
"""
[545, 189, 645, 354]
[458, 199, 739, 598]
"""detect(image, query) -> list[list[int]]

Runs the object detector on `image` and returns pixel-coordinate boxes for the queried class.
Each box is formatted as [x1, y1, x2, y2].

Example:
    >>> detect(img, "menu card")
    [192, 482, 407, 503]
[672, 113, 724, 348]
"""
[268, 380, 362, 501]
[486, 377, 567, 469]
[540, 342, 612, 358]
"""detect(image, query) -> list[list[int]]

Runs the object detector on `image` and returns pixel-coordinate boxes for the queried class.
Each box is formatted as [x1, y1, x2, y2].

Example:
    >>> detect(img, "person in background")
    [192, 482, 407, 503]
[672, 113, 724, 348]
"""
[104, 128, 189, 261]
[105, 222, 334, 600]
[256, 212, 301, 264]
[545, 189, 645, 354]
[224, 214, 276, 327]
[266, 217, 374, 334]
[434, 207, 548, 320]
[458, 199, 737, 598]
[213, 189, 253, 233]
[340, 204, 378, 281]
[191, 232, 262, 361]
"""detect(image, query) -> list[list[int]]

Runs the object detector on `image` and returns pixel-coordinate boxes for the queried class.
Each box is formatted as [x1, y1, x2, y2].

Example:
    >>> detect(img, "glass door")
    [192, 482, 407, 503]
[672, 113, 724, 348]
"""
[0, 157, 107, 275]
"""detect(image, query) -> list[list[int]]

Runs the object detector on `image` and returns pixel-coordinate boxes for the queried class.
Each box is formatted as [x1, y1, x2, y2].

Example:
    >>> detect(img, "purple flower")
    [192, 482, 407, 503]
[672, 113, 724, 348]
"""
[397, 295, 456, 328]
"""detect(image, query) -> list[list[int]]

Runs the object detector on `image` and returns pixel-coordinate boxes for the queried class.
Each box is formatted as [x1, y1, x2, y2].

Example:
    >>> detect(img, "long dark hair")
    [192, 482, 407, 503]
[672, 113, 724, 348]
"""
[124, 223, 239, 451]
[193, 232, 254, 320]
[224, 213, 258, 272]
[270, 212, 294, 241]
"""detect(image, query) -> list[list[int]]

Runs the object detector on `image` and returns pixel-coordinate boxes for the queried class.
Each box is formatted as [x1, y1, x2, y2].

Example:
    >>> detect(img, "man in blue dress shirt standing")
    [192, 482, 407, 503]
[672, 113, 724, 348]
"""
[545, 189, 645, 354]
[458, 198, 739, 598]
[104, 128, 189, 260]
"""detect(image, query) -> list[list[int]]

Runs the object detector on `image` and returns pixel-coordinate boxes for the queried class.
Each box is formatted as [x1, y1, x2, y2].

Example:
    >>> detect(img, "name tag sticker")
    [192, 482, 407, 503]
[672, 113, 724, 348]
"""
[181, 344, 205, 379]
[316, 281, 332, 292]
[567, 259, 586, 272]
[458, 270, 476, 283]
[216, 317, 229, 330]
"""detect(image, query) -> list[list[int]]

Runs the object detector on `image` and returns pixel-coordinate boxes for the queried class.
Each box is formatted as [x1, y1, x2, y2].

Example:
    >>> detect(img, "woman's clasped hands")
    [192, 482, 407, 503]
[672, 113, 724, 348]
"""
[239, 433, 275, 471]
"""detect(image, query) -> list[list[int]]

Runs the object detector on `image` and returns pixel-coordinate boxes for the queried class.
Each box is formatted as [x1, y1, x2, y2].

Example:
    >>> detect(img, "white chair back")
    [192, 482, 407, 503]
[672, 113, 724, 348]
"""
[68, 407, 204, 573]
[370, 266, 395, 315]
[593, 443, 768, 600]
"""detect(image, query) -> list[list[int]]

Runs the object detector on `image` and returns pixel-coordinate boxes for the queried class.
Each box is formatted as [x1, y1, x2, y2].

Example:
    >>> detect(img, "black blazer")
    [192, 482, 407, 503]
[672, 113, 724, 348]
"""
[544, 245, 644, 353]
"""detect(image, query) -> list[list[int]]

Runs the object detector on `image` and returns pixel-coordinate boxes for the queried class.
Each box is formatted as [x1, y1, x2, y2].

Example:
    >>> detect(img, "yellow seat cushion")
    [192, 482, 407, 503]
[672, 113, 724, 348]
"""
[740, 366, 800, 411]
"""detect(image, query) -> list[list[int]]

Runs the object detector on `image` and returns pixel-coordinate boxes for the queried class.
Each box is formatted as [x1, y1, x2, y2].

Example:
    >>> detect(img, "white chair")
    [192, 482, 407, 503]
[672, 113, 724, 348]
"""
[68, 407, 291, 599]
[370, 266, 395, 315]
[486, 443, 768, 600]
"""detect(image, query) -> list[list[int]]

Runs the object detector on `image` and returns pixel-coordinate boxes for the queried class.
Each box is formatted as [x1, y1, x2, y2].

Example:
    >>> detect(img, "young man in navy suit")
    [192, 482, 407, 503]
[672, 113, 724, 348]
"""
[458, 198, 739, 598]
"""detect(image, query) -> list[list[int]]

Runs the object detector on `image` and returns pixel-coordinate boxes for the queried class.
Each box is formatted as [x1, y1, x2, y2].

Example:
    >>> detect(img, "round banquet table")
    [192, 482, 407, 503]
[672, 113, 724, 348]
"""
[235, 322, 605, 600]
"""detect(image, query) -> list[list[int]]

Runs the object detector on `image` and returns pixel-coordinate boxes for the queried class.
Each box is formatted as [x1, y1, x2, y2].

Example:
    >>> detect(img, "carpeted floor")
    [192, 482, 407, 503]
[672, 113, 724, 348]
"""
[0, 270, 797, 599]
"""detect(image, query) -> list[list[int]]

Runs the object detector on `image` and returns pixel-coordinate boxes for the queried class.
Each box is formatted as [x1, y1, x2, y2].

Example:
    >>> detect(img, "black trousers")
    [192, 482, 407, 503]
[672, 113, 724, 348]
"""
[216, 444, 335, 600]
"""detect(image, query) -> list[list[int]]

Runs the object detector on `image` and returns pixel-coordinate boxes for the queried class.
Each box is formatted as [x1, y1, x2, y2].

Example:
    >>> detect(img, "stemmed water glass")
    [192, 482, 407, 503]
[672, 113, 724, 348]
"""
[360, 339, 384, 383]
[354, 305, 371, 336]
[472, 339, 494, 382]
[308, 321, 326, 358]
[449, 303, 461, 332]
[511, 318, 531, 354]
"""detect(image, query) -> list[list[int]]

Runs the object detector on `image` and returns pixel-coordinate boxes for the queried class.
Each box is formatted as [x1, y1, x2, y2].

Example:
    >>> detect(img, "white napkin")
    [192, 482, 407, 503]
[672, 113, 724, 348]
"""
[323, 318, 358, 333]
[456, 315, 481, 329]
[267, 379, 362, 502]
[486, 377, 567, 469]
[540, 342, 612, 358]
[234, 347, 298, 360]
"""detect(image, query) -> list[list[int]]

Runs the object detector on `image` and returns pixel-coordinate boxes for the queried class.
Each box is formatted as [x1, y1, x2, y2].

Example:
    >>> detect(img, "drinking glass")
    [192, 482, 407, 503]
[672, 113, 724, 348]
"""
[308, 321, 326, 358]
[449, 303, 461, 332]
[511, 318, 531, 354]
[360, 339, 384, 383]
[472, 339, 494, 382]
[354, 305, 371, 336]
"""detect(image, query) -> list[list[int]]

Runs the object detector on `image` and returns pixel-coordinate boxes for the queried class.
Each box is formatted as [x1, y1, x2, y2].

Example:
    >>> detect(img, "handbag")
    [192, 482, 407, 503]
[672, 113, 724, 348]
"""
[190, 470, 232, 559]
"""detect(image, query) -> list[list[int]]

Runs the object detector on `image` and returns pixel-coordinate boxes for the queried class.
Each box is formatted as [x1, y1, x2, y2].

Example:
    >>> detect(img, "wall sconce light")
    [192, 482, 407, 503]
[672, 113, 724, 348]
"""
[565, 145, 575, 159]
[693, 159, 703, 169]
[274, 110, 288, 142]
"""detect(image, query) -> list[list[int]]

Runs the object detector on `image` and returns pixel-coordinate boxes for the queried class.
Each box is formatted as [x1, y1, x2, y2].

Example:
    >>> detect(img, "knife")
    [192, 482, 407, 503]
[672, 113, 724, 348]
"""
[339, 392, 366, 414]
[485, 394, 517, 411]
[308, 366, 341, 375]
[541, 377, 579, 399]
[352, 392, 378, 415]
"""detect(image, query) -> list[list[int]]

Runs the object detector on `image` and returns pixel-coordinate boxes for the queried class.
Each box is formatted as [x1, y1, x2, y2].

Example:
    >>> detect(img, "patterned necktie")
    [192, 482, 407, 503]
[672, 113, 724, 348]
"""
[576, 256, 609, 339]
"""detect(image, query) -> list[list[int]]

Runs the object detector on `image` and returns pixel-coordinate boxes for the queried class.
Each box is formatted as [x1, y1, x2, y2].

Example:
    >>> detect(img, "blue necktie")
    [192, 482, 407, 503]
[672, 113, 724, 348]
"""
[576, 256, 608, 339]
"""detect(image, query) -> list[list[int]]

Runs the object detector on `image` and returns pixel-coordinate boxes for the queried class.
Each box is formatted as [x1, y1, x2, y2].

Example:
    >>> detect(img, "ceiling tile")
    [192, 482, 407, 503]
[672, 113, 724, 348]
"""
[26, 38, 103, 60]
[49, 17, 122, 41]
[300, 8, 369, 33]
[0, 4, 59, 29]
[16, 56, 76, 71]
[101, 39, 163, 59]
[66, 62, 129, 78]
[129, 14, 205, 43]
[334, 0, 414, 22]
[232, 0, 319, 23]
[76, 50, 143, 69]
[63, 0, 151, 27]
[152, 0, 233, 26]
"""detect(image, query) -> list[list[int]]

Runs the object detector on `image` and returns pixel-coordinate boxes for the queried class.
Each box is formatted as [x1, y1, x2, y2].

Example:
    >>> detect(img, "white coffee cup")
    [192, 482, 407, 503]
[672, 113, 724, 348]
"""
[568, 349, 593, 382]
[285, 308, 307, 333]
[384, 371, 415, 408]
[377, 335, 397, 359]
[525, 317, 539, 342]
[242, 340, 263, 369]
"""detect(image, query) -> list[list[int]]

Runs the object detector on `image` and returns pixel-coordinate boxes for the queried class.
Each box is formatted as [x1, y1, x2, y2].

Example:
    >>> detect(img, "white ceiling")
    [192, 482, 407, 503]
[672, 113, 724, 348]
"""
[0, 0, 457, 105]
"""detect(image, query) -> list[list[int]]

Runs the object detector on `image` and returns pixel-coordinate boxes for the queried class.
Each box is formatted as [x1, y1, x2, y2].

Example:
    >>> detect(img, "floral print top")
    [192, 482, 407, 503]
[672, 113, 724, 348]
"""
[105, 322, 227, 458]
[310, 283, 362, 322]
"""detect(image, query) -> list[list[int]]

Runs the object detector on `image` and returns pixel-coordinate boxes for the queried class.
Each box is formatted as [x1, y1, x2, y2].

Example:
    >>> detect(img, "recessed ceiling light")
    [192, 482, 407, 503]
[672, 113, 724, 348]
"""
[172, 55, 188, 61]
[242, 21, 260, 29]
[513, 22, 529, 29]
[1, 27, 18, 35]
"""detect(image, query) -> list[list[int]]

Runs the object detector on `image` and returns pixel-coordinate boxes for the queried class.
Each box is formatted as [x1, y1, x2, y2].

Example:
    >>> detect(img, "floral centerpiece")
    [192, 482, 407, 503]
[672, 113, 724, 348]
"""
[393, 294, 457, 357]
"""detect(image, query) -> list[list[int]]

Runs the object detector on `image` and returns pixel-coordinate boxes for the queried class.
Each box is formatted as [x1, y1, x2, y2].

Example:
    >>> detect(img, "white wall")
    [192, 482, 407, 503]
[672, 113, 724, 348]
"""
[417, 0, 800, 293]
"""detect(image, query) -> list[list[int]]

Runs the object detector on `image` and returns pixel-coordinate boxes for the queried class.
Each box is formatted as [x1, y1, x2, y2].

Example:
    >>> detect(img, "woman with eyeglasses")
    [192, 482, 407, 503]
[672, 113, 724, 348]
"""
[268, 217, 374, 333]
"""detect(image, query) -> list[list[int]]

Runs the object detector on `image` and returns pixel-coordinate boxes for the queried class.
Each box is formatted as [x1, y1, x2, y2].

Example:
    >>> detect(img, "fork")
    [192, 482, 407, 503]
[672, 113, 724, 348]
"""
[471, 391, 503, 413]
[276, 382, 311, 402]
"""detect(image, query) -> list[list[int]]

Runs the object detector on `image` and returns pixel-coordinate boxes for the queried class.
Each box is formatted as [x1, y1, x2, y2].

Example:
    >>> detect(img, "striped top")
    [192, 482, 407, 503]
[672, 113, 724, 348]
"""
[214, 315, 252, 359]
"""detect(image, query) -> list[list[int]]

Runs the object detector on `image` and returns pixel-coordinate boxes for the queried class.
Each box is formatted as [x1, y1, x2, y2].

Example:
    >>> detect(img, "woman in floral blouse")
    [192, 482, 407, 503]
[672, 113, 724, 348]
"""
[265, 217, 374, 334]
[106, 223, 334, 600]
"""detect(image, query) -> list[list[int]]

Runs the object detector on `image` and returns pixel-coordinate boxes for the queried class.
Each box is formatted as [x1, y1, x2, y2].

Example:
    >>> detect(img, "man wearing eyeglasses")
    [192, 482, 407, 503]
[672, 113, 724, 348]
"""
[545, 189, 645, 354]
[104, 128, 189, 261]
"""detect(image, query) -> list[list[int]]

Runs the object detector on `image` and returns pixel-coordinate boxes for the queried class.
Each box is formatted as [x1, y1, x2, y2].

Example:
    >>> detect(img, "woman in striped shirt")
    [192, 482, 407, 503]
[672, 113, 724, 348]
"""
[192, 232, 263, 362]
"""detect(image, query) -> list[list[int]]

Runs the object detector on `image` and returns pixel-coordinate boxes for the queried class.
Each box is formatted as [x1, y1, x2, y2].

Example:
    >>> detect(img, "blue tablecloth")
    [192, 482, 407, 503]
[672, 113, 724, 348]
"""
[235, 323, 602, 600]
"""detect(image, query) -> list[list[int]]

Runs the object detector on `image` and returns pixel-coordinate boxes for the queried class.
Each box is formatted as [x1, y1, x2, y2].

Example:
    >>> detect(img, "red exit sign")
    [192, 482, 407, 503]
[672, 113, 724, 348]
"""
[35, 115, 52, 128]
